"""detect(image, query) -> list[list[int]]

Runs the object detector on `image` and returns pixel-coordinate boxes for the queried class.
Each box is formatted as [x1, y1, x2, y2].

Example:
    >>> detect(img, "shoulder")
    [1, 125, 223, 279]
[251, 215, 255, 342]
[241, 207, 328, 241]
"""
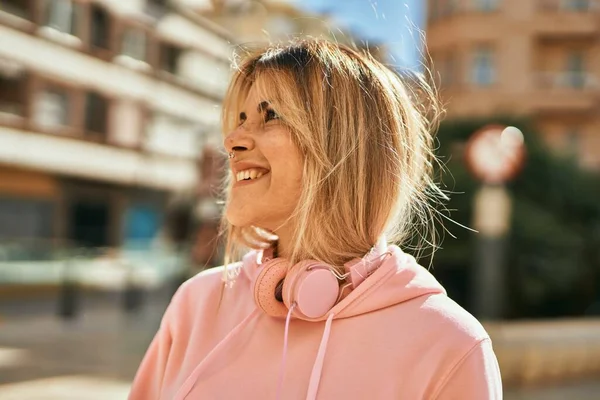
[382, 291, 492, 367]
[409, 293, 496, 381]
[172, 263, 246, 306]
[180, 265, 229, 296]
[420, 296, 502, 398]
[384, 293, 500, 395]
[420, 293, 490, 343]
[166, 249, 261, 320]
[163, 264, 246, 331]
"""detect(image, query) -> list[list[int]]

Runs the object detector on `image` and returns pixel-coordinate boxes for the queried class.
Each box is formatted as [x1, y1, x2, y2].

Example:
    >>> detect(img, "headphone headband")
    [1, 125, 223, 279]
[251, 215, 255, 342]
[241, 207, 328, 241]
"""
[343, 237, 388, 288]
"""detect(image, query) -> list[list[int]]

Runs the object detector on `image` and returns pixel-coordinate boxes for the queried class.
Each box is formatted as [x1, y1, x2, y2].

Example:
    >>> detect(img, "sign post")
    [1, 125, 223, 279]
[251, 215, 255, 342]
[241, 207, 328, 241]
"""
[464, 125, 526, 320]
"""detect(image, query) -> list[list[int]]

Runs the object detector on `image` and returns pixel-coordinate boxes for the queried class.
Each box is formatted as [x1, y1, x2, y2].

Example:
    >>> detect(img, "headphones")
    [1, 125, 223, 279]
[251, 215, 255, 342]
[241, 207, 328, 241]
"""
[252, 238, 388, 320]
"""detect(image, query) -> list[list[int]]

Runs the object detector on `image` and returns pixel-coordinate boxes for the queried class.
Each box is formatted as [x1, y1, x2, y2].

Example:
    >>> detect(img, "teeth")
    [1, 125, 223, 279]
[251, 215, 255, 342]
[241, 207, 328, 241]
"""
[235, 168, 267, 182]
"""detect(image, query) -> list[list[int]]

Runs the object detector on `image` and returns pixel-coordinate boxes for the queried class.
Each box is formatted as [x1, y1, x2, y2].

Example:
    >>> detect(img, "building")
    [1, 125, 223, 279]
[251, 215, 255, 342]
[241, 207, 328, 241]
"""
[192, 0, 350, 43]
[426, 0, 600, 169]
[0, 0, 234, 250]
[189, 0, 389, 62]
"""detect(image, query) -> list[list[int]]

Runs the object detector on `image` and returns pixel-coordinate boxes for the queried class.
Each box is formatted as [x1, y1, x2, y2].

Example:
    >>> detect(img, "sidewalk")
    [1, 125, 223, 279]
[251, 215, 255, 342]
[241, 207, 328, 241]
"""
[505, 382, 600, 400]
[0, 297, 168, 399]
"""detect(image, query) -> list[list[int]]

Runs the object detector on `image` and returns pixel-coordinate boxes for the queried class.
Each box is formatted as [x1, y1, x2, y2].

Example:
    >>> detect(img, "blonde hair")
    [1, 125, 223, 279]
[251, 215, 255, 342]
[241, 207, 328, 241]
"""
[219, 38, 445, 280]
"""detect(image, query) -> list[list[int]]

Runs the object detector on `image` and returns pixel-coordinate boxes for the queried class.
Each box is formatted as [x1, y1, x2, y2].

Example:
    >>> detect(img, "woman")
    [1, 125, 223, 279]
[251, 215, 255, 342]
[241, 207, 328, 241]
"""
[129, 39, 502, 399]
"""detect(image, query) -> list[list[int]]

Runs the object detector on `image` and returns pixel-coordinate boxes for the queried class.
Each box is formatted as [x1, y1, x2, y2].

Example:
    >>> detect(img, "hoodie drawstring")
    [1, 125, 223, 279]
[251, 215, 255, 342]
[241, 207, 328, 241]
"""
[306, 313, 334, 400]
[277, 303, 296, 400]
[277, 308, 335, 400]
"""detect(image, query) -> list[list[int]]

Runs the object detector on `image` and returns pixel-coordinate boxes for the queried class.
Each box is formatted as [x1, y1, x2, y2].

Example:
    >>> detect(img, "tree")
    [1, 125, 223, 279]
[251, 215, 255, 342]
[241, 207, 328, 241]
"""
[430, 117, 600, 319]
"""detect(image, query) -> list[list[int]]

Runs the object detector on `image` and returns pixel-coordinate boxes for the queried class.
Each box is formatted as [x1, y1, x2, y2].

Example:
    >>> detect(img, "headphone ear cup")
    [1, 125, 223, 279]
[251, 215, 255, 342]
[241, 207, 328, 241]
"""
[253, 258, 290, 318]
[283, 261, 340, 319]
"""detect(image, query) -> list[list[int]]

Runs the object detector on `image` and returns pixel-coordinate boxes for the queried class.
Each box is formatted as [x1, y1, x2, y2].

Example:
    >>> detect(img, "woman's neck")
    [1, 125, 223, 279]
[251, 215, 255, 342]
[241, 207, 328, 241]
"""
[272, 225, 293, 259]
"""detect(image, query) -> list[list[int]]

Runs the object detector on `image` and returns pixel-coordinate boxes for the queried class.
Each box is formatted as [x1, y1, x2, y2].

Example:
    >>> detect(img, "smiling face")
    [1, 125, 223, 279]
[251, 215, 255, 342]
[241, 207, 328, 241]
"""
[224, 84, 304, 237]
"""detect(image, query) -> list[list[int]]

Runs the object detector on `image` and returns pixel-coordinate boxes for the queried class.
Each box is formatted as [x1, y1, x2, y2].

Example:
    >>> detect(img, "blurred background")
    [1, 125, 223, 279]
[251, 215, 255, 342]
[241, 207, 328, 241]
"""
[0, 0, 599, 398]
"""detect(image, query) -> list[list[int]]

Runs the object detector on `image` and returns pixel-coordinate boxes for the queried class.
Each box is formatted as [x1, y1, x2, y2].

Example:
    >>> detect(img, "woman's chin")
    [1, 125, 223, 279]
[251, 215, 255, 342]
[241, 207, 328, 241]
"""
[225, 207, 254, 228]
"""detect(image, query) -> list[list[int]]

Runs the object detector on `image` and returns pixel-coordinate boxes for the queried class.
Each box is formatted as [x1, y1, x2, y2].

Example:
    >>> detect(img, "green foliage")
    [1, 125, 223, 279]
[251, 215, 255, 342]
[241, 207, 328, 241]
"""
[431, 117, 600, 319]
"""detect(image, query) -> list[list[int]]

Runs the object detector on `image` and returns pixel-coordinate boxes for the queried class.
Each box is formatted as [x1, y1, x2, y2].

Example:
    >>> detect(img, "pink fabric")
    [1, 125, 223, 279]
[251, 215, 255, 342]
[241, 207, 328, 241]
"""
[129, 245, 502, 399]
[278, 303, 296, 400]
[306, 312, 334, 400]
[173, 308, 261, 400]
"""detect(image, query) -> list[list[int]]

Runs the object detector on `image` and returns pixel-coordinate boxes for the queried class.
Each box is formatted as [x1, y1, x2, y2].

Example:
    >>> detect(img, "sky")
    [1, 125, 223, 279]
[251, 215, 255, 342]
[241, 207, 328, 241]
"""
[290, 0, 426, 70]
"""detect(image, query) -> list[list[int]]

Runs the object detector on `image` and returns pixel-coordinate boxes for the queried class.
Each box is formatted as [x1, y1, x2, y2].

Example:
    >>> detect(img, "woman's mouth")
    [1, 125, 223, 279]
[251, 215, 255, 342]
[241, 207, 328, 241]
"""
[233, 168, 270, 186]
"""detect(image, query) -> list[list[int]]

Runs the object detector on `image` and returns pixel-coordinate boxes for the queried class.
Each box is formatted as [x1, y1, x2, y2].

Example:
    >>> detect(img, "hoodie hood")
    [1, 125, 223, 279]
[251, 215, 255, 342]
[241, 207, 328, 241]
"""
[238, 243, 448, 400]
[242, 243, 446, 322]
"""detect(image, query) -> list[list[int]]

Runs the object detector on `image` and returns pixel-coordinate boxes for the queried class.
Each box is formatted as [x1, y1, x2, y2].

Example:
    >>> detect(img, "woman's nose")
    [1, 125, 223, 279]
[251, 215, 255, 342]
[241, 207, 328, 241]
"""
[224, 125, 255, 153]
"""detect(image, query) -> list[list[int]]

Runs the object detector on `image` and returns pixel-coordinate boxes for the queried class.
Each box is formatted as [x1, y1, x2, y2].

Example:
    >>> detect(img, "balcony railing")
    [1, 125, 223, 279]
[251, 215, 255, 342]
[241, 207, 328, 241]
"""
[430, 0, 600, 22]
[531, 72, 598, 113]
[536, 72, 599, 90]
[538, 0, 600, 11]
[0, 239, 184, 289]
[429, 3, 500, 21]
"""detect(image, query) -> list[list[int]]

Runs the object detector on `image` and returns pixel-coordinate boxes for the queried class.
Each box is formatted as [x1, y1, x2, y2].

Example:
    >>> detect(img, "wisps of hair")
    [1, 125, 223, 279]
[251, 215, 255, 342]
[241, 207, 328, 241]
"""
[218, 37, 447, 284]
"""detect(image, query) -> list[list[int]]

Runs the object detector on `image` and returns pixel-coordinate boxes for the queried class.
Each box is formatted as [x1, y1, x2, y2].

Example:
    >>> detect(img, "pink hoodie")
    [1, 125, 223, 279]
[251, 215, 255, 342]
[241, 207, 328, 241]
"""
[129, 244, 502, 399]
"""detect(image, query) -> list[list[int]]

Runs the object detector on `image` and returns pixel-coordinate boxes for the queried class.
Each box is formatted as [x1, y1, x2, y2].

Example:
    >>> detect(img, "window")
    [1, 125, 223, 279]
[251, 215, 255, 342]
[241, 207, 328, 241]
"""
[562, 0, 590, 11]
[160, 43, 183, 74]
[471, 46, 496, 86]
[43, 0, 78, 35]
[430, 0, 440, 20]
[68, 198, 110, 247]
[441, 55, 457, 87]
[121, 28, 147, 61]
[431, 0, 456, 18]
[148, 0, 168, 7]
[124, 205, 161, 243]
[0, 198, 54, 241]
[565, 51, 585, 88]
[90, 4, 110, 50]
[440, 0, 457, 16]
[475, 0, 499, 12]
[145, 0, 168, 19]
[145, 113, 202, 158]
[35, 88, 70, 129]
[0, 68, 27, 117]
[1, 0, 33, 20]
[449, 56, 459, 86]
[85, 92, 108, 136]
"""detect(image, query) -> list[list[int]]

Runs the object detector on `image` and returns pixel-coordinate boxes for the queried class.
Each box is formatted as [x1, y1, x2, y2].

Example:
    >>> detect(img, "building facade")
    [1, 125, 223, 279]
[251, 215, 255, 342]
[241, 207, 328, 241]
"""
[193, 0, 350, 43]
[0, 0, 233, 250]
[426, 0, 600, 169]
[189, 0, 389, 62]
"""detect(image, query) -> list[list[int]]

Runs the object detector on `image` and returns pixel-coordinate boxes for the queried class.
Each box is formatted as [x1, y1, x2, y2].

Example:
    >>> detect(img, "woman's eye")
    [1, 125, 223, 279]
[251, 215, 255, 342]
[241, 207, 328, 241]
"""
[264, 109, 279, 122]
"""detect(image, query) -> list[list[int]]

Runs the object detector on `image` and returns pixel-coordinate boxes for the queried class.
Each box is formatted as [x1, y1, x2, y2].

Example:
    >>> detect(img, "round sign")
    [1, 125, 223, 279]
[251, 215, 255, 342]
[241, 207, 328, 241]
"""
[464, 125, 526, 184]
